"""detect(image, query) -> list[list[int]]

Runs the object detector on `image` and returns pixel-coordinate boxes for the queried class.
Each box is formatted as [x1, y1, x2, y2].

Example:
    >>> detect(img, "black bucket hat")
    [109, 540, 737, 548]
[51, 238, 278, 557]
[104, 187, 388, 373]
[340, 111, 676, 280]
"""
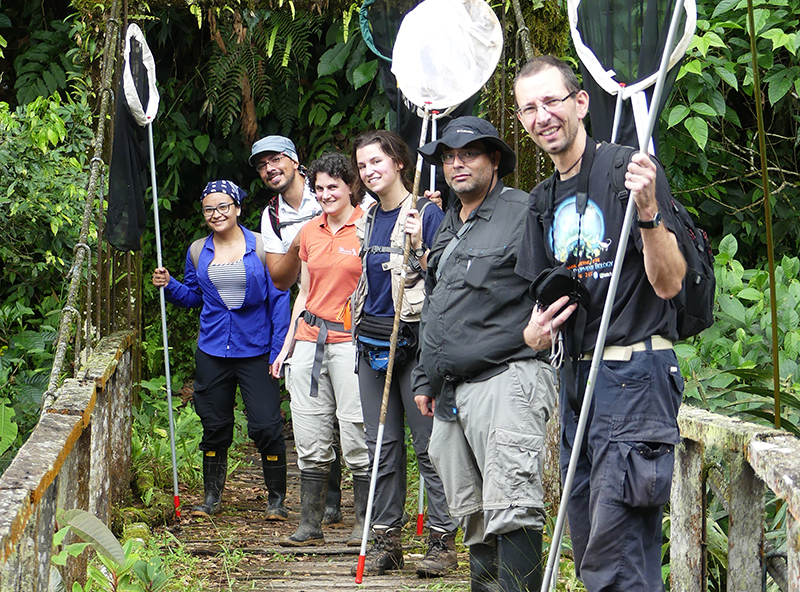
[418, 116, 516, 178]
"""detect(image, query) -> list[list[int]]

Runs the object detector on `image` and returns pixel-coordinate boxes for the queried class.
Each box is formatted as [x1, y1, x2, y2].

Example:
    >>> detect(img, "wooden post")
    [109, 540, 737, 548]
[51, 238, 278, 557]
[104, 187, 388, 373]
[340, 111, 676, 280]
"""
[727, 452, 764, 592]
[670, 438, 705, 591]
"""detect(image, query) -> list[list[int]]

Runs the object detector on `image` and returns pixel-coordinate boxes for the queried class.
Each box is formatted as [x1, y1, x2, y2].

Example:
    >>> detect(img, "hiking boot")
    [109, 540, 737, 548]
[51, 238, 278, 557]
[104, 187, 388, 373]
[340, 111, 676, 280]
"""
[191, 450, 227, 516]
[280, 470, 327, 547]
[262, 451, 288, 520]
[416, 529, 458, 577]
[350, 526, 404, 576]
[322, 451, 343, 525]
[346, 473, 370, 547]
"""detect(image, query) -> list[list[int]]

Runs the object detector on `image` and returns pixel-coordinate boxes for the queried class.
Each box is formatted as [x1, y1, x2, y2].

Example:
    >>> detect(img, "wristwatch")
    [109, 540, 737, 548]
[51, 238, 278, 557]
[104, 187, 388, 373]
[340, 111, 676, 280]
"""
[413, 243, 428, 258]
[636, 211, 662, 229]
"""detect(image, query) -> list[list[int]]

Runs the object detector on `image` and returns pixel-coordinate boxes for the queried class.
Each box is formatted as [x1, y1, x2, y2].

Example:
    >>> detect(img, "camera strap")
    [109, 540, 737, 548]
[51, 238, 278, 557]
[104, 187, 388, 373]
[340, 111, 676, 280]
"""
[560, 137, 596, 413]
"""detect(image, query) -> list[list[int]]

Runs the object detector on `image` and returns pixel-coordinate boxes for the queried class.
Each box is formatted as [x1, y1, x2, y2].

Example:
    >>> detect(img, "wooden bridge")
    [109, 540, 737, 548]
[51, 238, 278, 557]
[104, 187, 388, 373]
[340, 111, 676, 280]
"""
[2, 331, 799, 591]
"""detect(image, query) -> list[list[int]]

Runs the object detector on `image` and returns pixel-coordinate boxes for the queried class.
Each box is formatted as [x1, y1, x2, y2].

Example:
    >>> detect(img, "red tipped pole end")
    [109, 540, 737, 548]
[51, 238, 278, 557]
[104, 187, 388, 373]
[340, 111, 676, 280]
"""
[174, 496, 181, 519]
[355, 555, 366, 583]
[416, 514, 424, 536]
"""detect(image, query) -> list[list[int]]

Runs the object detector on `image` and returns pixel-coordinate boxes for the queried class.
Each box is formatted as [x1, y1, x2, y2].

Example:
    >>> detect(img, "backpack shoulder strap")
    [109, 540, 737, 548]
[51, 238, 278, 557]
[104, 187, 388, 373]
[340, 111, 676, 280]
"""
[189, 236, 210, 270]
[360, 201, 380, 258]
[267, 196, 281, 239]
[250, 231, 267, 269]
[608, 144, 638, 204]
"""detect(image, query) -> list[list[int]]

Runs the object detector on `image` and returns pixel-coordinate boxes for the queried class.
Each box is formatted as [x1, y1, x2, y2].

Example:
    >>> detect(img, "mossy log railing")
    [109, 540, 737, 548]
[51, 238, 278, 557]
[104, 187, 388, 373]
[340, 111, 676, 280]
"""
[672, 405, 799, 591]
[0, 331, 134, 591]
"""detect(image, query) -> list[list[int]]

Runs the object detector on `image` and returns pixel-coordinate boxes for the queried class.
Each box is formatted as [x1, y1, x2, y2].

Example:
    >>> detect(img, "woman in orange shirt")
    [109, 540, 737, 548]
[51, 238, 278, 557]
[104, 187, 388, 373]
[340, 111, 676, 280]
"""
[273, 153, 370, 547]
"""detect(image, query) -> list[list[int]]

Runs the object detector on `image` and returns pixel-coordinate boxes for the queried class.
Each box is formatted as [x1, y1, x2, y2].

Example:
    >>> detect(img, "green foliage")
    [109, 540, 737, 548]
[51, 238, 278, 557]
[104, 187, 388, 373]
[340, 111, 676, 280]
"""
[0, 301, 58, 474]
[205, 8, 325, 138]
[13, 17, 80, 104]
[677, 234, 800, 433]
[663, 0, 800, 266]
[52, 510, 171, 592]
[0, 93, 95, 309]
[131, 380, 249, 497]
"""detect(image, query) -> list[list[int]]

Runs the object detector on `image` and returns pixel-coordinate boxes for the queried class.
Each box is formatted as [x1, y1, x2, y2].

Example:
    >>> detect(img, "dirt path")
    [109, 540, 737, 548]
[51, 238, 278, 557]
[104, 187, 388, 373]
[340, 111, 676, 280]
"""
[168, 442, 470, 591]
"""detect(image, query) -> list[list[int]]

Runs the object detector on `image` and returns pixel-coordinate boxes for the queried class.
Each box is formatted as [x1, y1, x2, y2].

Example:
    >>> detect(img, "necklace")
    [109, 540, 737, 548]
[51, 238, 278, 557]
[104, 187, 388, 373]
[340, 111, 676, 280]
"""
[559, 154, 583, 178]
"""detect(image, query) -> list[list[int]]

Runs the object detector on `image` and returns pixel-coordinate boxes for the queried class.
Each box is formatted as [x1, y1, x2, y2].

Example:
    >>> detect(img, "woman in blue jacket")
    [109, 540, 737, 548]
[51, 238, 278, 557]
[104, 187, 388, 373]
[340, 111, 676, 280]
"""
[152, 180, 290, 518]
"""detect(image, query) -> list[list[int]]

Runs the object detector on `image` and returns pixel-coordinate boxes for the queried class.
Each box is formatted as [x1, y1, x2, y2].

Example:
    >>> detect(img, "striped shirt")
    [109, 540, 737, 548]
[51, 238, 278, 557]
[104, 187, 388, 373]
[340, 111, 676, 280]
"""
[207, 259, 246, 310]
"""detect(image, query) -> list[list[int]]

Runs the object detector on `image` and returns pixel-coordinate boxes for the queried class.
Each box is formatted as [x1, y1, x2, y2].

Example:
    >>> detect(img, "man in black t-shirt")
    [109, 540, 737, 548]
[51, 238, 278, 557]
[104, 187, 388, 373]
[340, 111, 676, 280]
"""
[514, 56, 686, 591]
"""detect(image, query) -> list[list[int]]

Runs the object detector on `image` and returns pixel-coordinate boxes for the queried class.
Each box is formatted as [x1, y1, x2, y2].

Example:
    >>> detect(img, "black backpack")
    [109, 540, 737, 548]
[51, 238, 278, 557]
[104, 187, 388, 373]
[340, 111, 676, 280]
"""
[534, 141, 715, 340]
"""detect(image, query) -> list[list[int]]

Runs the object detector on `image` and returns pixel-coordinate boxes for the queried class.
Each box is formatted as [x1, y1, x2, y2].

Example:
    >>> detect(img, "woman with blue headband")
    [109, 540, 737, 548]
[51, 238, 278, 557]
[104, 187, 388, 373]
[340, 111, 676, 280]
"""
[152, 180, 290, 519]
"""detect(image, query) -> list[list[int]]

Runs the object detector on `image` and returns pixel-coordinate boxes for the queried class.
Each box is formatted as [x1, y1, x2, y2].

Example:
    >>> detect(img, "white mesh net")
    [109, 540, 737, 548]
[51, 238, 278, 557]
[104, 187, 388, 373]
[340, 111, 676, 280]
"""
[391, 0, 503, 110]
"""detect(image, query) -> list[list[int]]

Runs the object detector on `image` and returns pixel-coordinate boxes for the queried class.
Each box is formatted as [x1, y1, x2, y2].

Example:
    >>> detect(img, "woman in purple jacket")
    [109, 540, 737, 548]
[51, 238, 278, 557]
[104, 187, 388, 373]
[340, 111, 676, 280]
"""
[152, 180, 290, 519]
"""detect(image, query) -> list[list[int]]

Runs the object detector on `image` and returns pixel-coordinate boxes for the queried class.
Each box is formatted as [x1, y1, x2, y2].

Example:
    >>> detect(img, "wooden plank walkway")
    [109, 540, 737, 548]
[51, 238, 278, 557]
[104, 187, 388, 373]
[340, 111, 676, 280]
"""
[170, 441, 470, 591]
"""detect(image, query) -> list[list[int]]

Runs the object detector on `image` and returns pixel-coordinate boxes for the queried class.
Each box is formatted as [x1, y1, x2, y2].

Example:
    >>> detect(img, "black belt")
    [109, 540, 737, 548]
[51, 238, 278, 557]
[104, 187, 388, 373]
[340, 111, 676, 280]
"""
[301, 310, 346, 397]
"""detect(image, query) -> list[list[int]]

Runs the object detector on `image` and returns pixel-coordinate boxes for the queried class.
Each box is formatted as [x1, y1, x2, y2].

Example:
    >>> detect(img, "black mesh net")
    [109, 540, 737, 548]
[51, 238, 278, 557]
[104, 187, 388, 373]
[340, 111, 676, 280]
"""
[105, 36, 151, 252]
[576, 0, 685, 149]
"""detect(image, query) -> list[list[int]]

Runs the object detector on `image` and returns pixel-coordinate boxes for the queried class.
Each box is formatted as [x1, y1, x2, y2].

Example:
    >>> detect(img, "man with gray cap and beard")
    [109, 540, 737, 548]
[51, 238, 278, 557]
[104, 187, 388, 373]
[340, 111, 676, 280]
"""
[413, 116, 557, 592]
[250, 135, 322, 292]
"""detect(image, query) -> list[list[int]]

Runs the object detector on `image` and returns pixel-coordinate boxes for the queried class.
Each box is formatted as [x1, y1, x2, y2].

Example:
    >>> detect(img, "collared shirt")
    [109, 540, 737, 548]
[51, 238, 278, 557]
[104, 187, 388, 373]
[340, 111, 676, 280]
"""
[296, 206, 364, 344]
[260, 183, 322, 254]
[421, 181, 542, 421]
[165, 226, 290, 361]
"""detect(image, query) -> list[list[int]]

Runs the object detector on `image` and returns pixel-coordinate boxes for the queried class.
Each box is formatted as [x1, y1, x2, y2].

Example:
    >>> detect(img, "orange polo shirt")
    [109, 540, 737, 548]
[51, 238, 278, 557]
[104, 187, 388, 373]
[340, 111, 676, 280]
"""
[295, 206, 364, 344]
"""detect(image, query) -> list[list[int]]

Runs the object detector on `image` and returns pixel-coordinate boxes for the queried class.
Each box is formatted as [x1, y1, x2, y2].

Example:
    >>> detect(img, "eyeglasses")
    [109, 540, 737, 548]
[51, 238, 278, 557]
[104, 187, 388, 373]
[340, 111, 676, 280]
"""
[255, 154, 286, 173]
[517, 91, 577, 119]
[202, 202, 236, 217]
[441, 150, 486, 165]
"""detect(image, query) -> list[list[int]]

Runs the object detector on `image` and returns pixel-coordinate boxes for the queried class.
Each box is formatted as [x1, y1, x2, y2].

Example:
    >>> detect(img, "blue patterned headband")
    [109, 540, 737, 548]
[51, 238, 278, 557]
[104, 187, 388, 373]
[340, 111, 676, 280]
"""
[201, 180, 247, 205]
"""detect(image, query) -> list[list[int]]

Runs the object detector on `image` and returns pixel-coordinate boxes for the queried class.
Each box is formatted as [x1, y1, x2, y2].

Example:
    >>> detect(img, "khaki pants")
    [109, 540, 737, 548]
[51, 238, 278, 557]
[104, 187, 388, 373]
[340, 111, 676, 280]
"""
[286, 340, 369, 475]
[429, 359, 557, 546]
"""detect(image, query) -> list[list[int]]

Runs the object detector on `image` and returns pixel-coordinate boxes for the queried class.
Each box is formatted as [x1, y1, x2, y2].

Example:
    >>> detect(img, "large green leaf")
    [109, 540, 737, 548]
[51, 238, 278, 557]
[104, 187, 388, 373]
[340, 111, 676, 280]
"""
[352, 59, 378, 90]
[667, 105, 690, 127]
[0, 401, 18, 458]
[317, 37, 355, 76]
[59, 509, 125, 566]
[715, 65, 739, 90]
[684, 117, 709, 151]
[768, 75, 793, 105]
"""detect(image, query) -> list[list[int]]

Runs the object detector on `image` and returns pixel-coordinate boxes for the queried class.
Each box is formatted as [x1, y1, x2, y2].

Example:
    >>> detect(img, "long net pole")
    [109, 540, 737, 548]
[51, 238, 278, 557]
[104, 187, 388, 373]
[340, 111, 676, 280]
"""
[147, 122, 181, 518]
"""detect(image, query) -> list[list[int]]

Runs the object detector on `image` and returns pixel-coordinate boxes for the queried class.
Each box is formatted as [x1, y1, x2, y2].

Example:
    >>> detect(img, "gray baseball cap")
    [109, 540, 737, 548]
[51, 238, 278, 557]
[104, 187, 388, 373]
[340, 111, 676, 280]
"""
[249, 135, 299, 167]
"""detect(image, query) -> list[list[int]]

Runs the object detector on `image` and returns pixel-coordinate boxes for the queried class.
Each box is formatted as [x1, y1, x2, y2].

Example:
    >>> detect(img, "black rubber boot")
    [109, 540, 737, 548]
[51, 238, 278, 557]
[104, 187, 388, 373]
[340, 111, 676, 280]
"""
[191, 450, 227, 516]
[470, 543, 499, 592]
[322, 447, 343, 525]
[346, 473, 370, 547]
[497, 528, 543, 592]
[416, 529, 459, 577]
[262, 451, 288, 521]
[350, 526, 404, 576]
[280, 470, 328, 547]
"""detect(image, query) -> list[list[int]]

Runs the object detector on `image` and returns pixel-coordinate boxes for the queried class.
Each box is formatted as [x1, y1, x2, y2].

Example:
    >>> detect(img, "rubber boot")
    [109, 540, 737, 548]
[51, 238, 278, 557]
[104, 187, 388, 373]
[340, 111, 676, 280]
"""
[497, 528, 543, 592]
[279, 470, 328, 547]
[322, 448, 343, 525]
[350, 526, 404, 576]
[346, 473, 370, 546]
[262, 451, 288, 521]
[416, 529, 459, 577]
[191, 450, 227, 516]
[470, 543, 499, 592]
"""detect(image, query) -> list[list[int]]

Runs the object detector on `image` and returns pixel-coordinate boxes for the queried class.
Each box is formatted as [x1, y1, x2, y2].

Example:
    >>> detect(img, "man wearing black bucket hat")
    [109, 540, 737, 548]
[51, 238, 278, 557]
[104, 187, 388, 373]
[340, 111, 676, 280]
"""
[413, 116, 557, 591]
